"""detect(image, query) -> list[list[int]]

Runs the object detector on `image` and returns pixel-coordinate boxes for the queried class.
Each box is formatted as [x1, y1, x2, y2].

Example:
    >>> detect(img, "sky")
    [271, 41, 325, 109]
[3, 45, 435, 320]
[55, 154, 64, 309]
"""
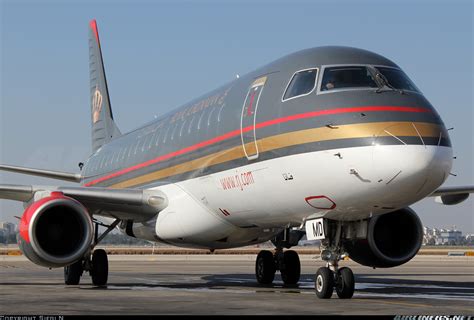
[0, 0, 473, 233]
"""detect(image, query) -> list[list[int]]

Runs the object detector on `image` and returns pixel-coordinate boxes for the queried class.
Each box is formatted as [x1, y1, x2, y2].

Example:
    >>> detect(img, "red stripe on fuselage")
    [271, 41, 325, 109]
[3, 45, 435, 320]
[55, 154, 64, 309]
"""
[84, 106, 432, 187]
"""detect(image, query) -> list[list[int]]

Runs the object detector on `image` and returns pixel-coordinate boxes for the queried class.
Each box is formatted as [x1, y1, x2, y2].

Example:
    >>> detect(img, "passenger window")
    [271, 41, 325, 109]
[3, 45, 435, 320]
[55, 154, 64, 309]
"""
[171, 123, 178, 141]
[188, 115, 195, 134]
[134, 140, 141, 155]
[162, 125, 170, 143]
[217, 103, 226, 122]
[155, 128, 162, 146]
[121, 146, 128, 161]
[127, 142, 135, 158]
[140, 136, 149, 152]
[197, 111, 206, 130]
[100, 156, 106, 169]
[207, 106, 215, 126]
[179, 119, 187, 137]
[283, 69, 318, 101]
[320, 66, 377, 92]
[148, 131, 156, 149]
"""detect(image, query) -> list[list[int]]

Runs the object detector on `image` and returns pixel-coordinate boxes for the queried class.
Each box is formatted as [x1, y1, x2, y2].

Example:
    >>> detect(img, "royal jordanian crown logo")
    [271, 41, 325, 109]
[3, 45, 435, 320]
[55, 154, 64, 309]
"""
[92, 86, 103, 124]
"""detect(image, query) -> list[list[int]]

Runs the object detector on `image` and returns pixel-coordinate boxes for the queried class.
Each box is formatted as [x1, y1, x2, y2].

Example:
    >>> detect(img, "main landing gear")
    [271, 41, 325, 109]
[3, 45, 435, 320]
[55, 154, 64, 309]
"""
[255, 249, 301, 286]
[255, 228, 303, 286]
[64, 219, 120, 286]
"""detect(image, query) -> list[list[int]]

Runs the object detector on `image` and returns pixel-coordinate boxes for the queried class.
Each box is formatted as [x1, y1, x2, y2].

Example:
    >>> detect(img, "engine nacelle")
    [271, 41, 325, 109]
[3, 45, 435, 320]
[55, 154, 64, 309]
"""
[18, 192, 93, 268]
[344, 207, 423, 268]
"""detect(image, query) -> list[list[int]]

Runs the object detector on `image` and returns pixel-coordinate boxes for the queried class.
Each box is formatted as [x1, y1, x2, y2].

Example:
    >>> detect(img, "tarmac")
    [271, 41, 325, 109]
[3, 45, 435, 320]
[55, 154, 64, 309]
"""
[1, 254, 473, 315]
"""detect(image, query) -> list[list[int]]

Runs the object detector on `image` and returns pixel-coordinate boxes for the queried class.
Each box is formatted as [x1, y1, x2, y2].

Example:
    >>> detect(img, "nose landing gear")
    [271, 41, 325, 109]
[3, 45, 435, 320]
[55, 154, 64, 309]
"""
[314, 220, 355, 299]
[315, 266, 333, 299]
[315, 255, 355, 299]
[335, 267, 355, 299]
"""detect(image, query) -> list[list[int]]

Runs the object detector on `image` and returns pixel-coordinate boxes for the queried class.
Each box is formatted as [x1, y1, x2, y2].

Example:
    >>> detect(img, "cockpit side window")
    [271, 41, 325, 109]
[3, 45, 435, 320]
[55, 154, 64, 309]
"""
[374, 67, 420, 93]
[282, 68, 318, 101]
[320, 66, 378, 92]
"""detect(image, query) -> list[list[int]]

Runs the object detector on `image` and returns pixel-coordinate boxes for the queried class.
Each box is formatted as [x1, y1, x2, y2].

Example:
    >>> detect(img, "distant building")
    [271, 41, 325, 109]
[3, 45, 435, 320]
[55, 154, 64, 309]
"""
[423, 227, 440, 245]
[437, 229, 463, 245]
[0, 222, 16, 235]
[465, 234, 474, 245]
[0, 222, 17, 244]
[423, 226, 465, 246]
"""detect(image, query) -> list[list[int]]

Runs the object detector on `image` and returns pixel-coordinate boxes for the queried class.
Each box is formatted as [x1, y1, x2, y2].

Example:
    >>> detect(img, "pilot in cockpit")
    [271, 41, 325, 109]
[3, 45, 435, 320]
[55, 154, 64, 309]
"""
[325, 81, 335, 90]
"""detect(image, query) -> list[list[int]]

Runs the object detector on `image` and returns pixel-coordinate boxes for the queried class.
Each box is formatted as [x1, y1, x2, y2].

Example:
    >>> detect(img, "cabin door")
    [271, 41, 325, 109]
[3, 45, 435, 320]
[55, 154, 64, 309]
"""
[240, 76, 267, 160]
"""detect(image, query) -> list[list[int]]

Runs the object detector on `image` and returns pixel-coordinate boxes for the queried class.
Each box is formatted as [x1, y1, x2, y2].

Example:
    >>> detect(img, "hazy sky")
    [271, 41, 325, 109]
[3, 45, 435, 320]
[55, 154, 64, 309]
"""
[1, 0, 473, 232]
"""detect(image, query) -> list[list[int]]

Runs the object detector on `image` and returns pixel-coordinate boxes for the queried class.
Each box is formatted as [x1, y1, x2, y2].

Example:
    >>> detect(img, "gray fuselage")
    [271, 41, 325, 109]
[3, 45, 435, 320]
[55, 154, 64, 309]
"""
[81, 46, 448, 190]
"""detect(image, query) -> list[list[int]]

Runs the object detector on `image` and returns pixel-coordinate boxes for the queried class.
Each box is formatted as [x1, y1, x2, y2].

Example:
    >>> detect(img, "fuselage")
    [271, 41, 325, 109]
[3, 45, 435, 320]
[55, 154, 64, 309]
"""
[81, 46, 452, 249]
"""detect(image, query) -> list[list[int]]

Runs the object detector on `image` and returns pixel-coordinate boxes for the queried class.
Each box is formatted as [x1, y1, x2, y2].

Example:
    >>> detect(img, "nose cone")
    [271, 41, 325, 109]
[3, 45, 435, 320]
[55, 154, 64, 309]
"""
[372, 122, 452, 207]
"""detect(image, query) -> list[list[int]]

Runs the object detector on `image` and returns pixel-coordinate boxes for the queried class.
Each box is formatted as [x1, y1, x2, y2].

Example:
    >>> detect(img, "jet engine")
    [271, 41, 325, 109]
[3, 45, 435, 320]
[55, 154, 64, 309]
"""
[344, 207, 423, 268]
[18, 192, 93, 268]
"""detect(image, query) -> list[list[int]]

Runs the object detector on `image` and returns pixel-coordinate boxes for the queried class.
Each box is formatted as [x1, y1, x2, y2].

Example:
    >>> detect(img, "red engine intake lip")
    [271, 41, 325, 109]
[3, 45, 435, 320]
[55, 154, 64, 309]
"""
[20, 192, 93, 266]
[19, 192, 66, 243]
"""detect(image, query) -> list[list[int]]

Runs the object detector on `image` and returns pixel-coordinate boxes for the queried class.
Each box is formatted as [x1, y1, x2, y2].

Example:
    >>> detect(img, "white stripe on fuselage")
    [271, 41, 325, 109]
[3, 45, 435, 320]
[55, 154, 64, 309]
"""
[147, 144, 451, 248]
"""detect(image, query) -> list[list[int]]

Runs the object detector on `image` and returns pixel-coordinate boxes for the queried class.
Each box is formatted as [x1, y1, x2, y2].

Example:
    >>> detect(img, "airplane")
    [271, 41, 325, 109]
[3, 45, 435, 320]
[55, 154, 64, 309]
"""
[1, 19, 473, 299]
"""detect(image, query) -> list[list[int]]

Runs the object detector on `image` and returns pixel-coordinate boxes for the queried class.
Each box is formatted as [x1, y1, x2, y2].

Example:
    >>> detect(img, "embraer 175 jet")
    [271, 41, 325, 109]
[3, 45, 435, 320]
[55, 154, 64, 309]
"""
[1, 20, 472, 299]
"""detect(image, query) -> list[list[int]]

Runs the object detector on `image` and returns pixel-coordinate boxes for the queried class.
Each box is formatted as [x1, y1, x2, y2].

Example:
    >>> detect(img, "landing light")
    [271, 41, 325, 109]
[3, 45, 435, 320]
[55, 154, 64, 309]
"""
[321, 249, 339, 262]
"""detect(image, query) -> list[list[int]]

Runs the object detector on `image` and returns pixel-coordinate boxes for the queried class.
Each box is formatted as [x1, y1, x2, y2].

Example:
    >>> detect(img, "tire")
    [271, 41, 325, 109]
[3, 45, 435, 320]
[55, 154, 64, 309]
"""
[255, 250, 276, 284]
[280, 250, 301, 286]
[315, 267, 334, 299]
[335, 267, 355, 299]
[91, 249, 108, 286]
[64, 260, 83, 285]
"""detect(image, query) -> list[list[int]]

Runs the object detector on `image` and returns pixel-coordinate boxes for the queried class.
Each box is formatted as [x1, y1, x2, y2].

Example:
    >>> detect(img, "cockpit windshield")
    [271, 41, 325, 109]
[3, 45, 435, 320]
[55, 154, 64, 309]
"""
[373, 67, 420, 93]
[320, 66, 378, 92]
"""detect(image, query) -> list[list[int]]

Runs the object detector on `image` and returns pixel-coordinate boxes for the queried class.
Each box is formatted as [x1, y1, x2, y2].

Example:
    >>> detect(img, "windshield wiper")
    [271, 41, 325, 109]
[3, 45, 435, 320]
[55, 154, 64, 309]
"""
[375, 73, 405, 95]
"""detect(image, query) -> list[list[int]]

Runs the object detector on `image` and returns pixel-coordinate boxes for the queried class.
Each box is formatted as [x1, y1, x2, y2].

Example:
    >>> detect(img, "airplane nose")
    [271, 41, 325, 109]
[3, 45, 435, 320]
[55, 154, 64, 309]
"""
[371, 122, 453, 206]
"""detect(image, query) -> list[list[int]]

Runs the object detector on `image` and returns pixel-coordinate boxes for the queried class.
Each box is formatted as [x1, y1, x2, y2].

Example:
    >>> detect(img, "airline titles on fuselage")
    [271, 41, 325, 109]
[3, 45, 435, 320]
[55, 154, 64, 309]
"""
[220, 171, 255, 191]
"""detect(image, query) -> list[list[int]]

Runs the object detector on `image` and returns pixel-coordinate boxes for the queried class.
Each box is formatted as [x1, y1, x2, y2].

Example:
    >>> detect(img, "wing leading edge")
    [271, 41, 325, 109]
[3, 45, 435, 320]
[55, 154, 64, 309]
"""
[0, 184, 167, 222]
[429, 185, 474, 205]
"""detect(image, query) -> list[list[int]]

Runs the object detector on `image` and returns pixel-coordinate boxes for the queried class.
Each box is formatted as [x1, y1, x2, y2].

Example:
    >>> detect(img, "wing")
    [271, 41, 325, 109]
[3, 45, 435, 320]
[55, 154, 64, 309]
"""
[0, 184, 167, 222]
[0, 164, 82, 182]
[429, 185, 474, 205]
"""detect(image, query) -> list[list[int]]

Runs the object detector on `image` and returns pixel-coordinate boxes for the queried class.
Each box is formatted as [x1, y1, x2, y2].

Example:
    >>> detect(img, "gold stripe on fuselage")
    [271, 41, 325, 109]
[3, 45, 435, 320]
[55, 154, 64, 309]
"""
[109, 121, 444, 189]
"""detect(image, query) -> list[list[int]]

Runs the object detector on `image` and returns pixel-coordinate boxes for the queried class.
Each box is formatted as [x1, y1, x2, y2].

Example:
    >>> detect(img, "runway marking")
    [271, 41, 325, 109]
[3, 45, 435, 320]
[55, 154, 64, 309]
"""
[356, 299, 434, 308]
[355, 292, 474, 303]
[355, 283, 473, 290]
